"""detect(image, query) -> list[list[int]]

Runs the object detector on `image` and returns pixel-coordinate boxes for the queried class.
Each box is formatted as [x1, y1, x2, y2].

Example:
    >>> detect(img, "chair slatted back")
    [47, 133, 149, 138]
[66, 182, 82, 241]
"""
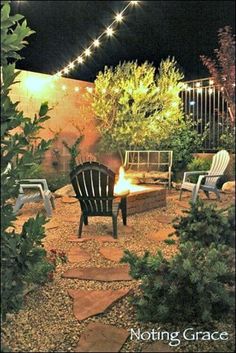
[70, 162, 115, 215]
[206, 150, 230, 187]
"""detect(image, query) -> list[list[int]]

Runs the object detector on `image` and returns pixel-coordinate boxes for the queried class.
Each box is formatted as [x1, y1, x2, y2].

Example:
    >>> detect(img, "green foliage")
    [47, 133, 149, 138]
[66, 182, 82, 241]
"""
[187, 157, 212, 183]
[62, 135, 84, 170]
[219, 127, 235, 152]
[1, 2, 53, 321]
[122, 200, 235, 323]
[159, 117, 205, 176]
[90, 58, 184, 162]
[173, 200, 235, 247]
[45, 173, 70, 192]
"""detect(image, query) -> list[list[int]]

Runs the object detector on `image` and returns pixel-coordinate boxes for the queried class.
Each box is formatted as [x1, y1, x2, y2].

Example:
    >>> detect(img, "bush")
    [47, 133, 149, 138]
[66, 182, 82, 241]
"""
[159, 118, 205, 178]
[45, 173, 70, 192]
[121, 200, 235, 323]
[1, 2, 53, 321]
[187, 157, 212, 183]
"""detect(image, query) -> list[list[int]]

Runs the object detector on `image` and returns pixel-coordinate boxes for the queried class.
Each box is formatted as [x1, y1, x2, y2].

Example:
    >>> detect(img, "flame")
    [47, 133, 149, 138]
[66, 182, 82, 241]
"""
[114, 167, 146, 195]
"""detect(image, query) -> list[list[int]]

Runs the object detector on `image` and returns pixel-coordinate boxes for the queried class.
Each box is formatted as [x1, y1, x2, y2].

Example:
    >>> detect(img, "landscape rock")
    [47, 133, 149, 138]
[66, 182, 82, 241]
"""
[146, 227, 176, 242]
[75, 322, 129, 352]
[67, 247, 91, 263]
[62, 265, 132, 281]
[68, 288, 130, 320]
[54, 184, 75, 198]
[222, 181, 235, 194]
[99, 247, 124, 262]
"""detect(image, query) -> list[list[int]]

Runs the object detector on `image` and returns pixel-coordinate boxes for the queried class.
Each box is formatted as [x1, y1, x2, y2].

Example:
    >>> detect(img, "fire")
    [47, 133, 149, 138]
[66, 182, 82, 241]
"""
[114, 167, 146, 195]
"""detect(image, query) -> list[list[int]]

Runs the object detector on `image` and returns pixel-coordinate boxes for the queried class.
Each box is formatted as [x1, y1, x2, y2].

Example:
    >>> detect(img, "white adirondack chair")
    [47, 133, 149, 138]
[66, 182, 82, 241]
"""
[179, 150, 230, 203]
[13, 179, 55, 218]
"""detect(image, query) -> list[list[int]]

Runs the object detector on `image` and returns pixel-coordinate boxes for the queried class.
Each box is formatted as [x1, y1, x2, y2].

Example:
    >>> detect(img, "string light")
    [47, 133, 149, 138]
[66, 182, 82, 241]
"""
[209, 79, 214, 85]
[106, 27, 114, 36]
[93, 39, 100, 47]
[84, 48, 91, 56]
[195, 82, 201, 87]
[115, 13, 124, 22]
[77, 56, 84, 64]
[54, 1, 141, 77]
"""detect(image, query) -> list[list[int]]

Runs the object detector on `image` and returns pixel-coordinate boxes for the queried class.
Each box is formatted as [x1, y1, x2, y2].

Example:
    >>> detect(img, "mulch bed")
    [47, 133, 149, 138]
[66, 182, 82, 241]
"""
[1, 190, 235, 352]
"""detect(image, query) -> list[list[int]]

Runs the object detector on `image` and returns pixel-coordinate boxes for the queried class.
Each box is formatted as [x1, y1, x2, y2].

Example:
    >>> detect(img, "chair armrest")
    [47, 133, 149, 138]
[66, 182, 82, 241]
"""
[20, 183, 44, 197]
[201, 174, 223, 179]
[183, 171, 209, 183]
[20, 179, 49, 190]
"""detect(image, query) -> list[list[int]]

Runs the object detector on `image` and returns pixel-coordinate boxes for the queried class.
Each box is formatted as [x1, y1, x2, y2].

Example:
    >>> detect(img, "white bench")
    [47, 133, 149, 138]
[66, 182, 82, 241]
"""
[124, 150, 173, 189]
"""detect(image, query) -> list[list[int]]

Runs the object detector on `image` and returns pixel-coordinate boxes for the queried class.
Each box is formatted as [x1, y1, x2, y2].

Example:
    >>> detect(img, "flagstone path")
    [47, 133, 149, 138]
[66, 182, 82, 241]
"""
[74, 322, 129, 352]
[99, 247, 125, 262]
[68, 288, 131, 321]
[67, 247, 91, 263]
[146, 227, 176, 242]
[62, 265, 132, 281]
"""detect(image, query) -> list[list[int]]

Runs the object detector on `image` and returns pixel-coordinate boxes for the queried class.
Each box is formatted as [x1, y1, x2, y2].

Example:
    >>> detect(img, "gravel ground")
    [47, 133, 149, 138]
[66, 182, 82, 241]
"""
[1, 190, 235, 352]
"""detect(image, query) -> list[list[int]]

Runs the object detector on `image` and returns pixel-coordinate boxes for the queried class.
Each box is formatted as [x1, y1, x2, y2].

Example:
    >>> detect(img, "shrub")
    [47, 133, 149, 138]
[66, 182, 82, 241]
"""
[1, 2, 53, 321]
[186, 157, 212, 183]
[159, 118, 205, 177]
[121, 200, 235, 323]
[45, 173, 70, 192]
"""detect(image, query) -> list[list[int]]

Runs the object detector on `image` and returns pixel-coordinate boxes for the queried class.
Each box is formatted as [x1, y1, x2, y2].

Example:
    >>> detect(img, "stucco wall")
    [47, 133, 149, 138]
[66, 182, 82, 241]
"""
[9, 69, 102, 174]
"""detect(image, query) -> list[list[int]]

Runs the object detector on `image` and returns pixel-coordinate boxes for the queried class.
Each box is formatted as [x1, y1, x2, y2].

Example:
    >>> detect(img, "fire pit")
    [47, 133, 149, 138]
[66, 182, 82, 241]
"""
[114, 167, 166, 215]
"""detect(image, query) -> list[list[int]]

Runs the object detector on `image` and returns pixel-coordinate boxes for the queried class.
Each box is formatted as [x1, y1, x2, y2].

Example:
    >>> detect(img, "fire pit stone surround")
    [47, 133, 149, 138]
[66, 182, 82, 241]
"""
[122, 186, 166, 216]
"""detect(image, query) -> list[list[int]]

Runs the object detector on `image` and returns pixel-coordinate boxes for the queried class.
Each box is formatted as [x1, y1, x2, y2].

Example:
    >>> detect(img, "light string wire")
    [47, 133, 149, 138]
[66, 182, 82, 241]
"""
[54, 1, 140, 78]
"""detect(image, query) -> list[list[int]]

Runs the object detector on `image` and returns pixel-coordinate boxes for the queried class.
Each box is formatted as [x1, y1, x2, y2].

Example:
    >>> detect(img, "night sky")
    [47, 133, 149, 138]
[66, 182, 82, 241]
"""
[11, 0, 235, 82]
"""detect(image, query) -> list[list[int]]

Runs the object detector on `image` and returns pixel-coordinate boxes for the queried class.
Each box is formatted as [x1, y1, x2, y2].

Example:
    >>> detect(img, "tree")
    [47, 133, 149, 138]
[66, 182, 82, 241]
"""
[200, 26, 235, 127]
[90, 58, 184, 162]
[1, 1, 53, 320]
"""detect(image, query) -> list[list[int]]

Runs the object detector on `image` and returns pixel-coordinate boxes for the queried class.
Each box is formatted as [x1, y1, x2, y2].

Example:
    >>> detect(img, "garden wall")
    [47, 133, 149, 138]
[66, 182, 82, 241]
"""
[9, 70, 122, 175]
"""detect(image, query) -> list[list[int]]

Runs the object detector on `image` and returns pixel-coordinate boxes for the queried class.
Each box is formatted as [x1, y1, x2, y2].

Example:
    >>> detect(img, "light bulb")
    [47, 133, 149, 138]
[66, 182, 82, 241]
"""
[115, 13, 123, 22]
[130, 1, 139, 5]
[93, 39, 100, 47]
[77, 56, 84, 64]
[209, 79, 214, 85]
[69, 62, 75, 69]
[62, 85, 67, 91]
[195, 82, 201, 87]
[208, 88, 213, 94]
[75, 87, 80, 92]
[84, 48, 91, 56]
[63, 67, 69, 74]
[106, 27, 114, 36]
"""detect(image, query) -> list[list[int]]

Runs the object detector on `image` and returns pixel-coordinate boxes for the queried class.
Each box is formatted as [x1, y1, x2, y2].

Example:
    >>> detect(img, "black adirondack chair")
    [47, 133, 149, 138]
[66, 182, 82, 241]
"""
[70, 162, 127, 239]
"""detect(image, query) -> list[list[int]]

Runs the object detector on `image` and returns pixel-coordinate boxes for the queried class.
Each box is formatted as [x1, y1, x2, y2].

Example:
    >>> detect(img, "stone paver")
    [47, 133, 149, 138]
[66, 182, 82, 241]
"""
[68, 288, 130, 321]
[68, 236, 117, 243]
[62, 265, 132, 281]
[75, 322, 129, 352]
[67, 247, 91, 263]
[176, 200, 191, 209]
[61, 196, 78, 204]
[146, 227, 176, 242]
[142, 341, 173, 352]
[45, 220, 59, 230]
[155, 215, 174, 224]
[99, 247, 124, 262]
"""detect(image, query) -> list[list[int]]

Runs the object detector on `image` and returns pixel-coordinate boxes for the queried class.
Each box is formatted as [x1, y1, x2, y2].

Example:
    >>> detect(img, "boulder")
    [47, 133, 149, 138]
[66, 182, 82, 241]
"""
[54, 184, 75, 198]
[222, 181, 235, 194]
